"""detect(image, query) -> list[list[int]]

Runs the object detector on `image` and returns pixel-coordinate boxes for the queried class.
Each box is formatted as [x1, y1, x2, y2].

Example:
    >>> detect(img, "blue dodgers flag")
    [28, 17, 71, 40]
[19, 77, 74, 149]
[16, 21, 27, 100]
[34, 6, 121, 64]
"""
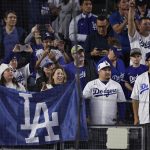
[0, 80, 88, 145]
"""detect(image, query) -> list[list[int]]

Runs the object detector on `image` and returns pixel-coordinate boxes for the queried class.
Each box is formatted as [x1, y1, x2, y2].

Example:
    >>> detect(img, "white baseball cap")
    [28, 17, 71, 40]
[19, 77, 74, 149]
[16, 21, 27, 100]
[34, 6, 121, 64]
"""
[97, 61, 111, 72]
[0, 63, 9, 80]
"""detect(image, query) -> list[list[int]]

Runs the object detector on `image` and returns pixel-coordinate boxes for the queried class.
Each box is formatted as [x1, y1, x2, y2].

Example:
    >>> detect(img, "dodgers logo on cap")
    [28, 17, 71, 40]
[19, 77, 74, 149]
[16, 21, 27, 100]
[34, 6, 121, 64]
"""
[97, 61, 111, 72]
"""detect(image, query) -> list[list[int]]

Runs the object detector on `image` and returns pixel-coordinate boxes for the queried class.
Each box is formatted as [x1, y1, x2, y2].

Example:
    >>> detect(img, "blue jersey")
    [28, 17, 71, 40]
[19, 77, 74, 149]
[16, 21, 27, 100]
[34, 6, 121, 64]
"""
[124, 64, 148, 99]
[69, 13, 97, 46]
[109, 11, 130, 53]
[64, 62, 86, 90]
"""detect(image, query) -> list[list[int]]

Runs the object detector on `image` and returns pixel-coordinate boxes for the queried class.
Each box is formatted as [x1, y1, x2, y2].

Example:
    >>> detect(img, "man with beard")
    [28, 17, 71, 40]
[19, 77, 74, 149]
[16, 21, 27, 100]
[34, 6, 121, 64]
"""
[64, 44, 98, 90]
[83, 60, 126, 125]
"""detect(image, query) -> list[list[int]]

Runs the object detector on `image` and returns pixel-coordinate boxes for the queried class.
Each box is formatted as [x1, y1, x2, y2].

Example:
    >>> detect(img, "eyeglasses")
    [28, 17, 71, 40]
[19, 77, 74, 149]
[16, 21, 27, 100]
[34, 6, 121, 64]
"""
[143, 22, 150, 26]
[97, 26, 107, 28]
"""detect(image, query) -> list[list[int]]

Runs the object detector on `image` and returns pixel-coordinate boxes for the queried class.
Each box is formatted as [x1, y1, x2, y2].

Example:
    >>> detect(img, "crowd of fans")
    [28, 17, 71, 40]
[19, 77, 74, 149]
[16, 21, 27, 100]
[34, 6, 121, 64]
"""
[0, 0, 150, 125]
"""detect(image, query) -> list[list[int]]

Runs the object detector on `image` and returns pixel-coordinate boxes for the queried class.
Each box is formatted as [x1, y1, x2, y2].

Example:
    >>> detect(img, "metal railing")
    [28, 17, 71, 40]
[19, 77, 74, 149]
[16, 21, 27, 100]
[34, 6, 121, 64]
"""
[1, 125, 145, 150]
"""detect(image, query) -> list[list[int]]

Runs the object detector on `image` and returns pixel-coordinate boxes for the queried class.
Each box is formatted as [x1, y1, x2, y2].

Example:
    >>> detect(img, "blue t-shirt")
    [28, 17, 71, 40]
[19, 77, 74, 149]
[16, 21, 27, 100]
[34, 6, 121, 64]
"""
[109, 11, 130, 53]
[3, 28, 19, 57]
[64, 62, 86, 90]
[124, 64, 148, 99]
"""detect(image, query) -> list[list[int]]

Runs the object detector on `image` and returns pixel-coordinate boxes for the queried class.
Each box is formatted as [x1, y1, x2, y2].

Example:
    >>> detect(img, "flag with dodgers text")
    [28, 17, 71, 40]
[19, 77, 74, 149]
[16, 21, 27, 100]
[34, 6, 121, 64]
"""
[0, 80, 88, 145]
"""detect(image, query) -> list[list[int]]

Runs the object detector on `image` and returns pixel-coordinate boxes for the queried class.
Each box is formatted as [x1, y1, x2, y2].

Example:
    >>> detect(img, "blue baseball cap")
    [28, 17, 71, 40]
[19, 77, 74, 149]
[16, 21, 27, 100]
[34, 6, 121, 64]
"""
[42, 60, 54, 68]
[41, 32, 55, 41]
[110, 46, 122, 56]
[97, 61, 111, 72]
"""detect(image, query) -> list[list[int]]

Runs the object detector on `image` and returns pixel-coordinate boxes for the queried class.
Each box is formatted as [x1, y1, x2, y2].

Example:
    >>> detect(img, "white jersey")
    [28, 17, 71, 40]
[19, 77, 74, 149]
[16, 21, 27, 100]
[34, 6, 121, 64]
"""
[10, 64, 30, 87]
[131, 71, 150, 124]
[128, 31, 150, 65]
[83, 79, 126, 125]
[36, 48, 63, 67]
[5, 82, 26, 92]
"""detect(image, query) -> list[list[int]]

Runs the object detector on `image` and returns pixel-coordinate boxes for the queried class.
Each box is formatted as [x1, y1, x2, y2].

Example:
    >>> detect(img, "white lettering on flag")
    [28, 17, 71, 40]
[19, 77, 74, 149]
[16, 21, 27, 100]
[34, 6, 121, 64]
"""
[19, 93, 60, 143]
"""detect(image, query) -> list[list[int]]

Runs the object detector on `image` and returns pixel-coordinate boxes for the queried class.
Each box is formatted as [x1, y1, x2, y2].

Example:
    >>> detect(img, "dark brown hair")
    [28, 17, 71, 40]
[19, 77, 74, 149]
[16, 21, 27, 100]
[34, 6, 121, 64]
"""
[4, 10, 17, 19]
[0, 73, 19, 88]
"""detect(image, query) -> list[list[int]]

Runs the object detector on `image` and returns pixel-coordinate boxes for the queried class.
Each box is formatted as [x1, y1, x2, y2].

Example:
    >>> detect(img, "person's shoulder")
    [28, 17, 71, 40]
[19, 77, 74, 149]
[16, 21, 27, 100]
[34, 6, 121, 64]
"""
[91, 13, 97, 18]
[87, 30, 98, 38]
[117, 58, 125, 64]
[109, 79, 121, 86]
[139, 64, 148, 69]
[16, 26, 26, 33]
[87, 78, 99, 85]
[63, 61, 75, 71]
[125, 66, 132, 72]
[136, 71, 148, 80]
[74, 14, 83, 21]
[109, 11, 119, 18]
[98, 56, 108, 62]
[65, 61, 74, 67]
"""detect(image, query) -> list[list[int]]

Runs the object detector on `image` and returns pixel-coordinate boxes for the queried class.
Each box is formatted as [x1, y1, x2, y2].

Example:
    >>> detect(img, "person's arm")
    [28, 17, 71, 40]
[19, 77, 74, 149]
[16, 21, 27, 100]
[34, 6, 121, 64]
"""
[83, 82, 92, 99]
[69, 18, 87, 42]
[112, 18, 128, 34]
[131, 74, 140, 125]
[24, 32, 34, 44]
[35, 49, 49, 69]
[109, 11, 128, 34]
[128, 0, 136, 37]
[61, 51, 71, 63]
[132, 99, 139, 125]
[57, 41, 71, 63]
[25, 25, 39, 44]
[125, 81, 133, 91]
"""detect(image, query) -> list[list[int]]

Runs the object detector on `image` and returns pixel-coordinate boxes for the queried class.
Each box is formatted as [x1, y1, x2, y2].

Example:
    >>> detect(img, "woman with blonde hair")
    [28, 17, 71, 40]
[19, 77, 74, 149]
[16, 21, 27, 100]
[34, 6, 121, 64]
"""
[41, 66, 67, 91]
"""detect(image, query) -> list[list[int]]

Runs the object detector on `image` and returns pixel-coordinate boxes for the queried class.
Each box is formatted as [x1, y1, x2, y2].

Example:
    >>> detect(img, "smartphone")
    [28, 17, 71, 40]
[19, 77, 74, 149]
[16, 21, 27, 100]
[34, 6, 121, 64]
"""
[38, 24, 48, 32]
[19, 44, 30, 52]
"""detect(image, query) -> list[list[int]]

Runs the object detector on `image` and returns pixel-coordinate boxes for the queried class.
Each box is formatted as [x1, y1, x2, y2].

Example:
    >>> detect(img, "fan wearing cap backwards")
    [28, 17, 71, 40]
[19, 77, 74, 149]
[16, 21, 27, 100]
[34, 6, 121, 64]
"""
[124, 48, 148, 124]
[83, 61, 126, 125]
[131, 51, 150, 125]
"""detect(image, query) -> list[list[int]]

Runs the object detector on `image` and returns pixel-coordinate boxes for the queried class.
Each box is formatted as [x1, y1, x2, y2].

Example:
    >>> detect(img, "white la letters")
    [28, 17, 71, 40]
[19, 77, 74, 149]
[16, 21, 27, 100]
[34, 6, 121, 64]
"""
[19, 93, 60, 143]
